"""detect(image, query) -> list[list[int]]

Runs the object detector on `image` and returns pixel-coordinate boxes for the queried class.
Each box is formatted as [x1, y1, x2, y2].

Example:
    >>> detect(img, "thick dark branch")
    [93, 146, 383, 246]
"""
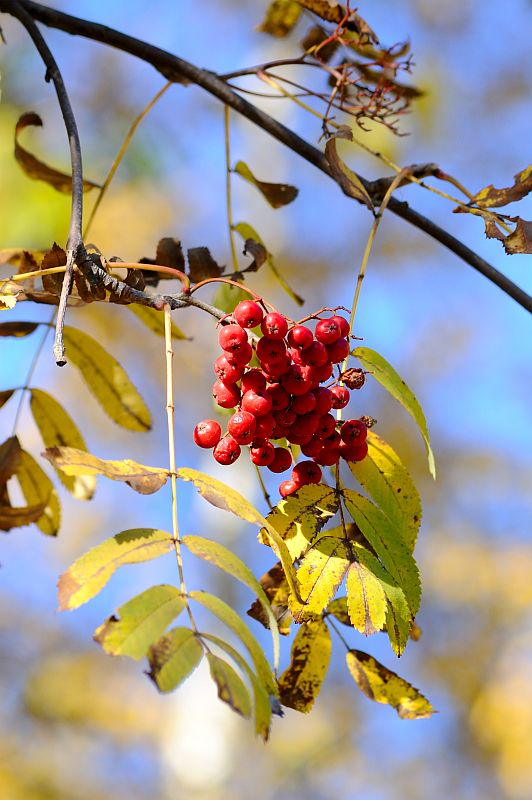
[4, 0, 532, 315]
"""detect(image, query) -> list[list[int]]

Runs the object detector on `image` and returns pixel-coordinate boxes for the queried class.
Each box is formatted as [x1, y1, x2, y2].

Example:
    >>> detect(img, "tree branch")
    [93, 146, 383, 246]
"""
[3, 0, 532, 314]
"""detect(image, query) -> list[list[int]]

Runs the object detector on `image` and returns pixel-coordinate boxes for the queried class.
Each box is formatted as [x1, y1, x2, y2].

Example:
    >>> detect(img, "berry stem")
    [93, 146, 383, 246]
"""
[254, 464, 274, 511]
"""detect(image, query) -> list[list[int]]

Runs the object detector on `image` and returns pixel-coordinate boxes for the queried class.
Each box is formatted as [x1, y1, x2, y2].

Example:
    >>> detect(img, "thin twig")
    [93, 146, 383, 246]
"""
[11, 308, 55, 434]
[224, 106, 240, 273]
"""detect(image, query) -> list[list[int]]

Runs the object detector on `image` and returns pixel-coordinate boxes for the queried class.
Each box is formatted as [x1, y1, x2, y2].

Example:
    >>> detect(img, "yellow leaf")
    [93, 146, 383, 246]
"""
[30, 389, 96, 500]
[128, 304, 187, 340]
[346, 650, 435, 719]
[278, 619, 331, 713]
[290, 537, 350, 622]
[16, 450, 60, 536]
[57, 528, 174, 610]
[62, 326, 151, 432]
[0, 436, 22, 484]
[43, 446, 168, 495]
[346, 561, 387, 635]
[148, 627, 203, 693]
[257, 0, 301, 37]
[207, 652, 252, 719]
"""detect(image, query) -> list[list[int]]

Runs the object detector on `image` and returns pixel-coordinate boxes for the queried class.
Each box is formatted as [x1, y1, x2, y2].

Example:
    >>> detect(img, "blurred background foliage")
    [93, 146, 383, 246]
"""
[0, 1, 531, 798]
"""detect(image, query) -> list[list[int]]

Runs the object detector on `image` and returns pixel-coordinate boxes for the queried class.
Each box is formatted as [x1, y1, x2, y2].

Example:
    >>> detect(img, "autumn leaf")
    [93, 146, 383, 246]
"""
[128, 305, 187, 340]
[234, 161, 299, 208]
[346, 561, 387, 635]
[290, 537, 350, 622]
[0, 502, 48, 532]
[16, 450, 60, 537]
[207, 653, 252, 719]
[257, 0, 302, 37]
[324, 129, 374, 210]
[233, 222, 304, 305]
[0, 436, 22, 485]
[247, 562, 292, 636]
[277, 619, 331, 713]
[0, 390, 15, 411]
[187, 247, 224, 281]
[148, 627, 203, 693]
[472, 164, 532, 209]
[0, 321, 39, 337]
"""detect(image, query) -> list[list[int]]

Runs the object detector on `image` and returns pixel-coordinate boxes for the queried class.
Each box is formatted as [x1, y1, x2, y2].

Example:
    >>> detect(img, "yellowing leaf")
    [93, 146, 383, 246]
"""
[324, 132, 374, 210]
[343, 490, 421, 615]
[0, 321, 38, 337]
[296, 0, 347, 24]
[262, 484, 339, 560]
[346, 650, 435, 719]
[472, 164, 532, 209]
[234, 161, 299, 208]
[349, 431, 422, 551]
[43, 446, 168, 495]
[62, 326, 151, 432]
[207, 652, 252, 719]
[247, 562, 292, 636]
[177, 468, 300, 607]
[0, 502, 47, 532]
[291, 537, 350, 622]
[352, 346, 435, 478]
[278, 619, 331, 713]
[57, 528, 174, 611]
[0, 389, 15, 411]
[128, 304, 187, 340]
[0, 436, 22, 484]
[233, 222, 304, 305]
[30, 389, 96, 500]
[16, 450, 60, 537]
[15, 112, 99, 193]
[257, 0, 301, 36]
[346, 561, 387, 635]
[94, 585, 185, 660]
[182, 535, 280, 670]
[326, 596, 351, 626]
[148, 627, 203, 693]
[189, 590, 277, 696]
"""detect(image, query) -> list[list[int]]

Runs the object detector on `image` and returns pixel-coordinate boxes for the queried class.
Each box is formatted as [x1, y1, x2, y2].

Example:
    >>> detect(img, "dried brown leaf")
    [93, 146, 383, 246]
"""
[247, 562, 292, 636]
[187, 247, 224, 282]
[473, 165, 532, 209]
[324, 132, 374, 210]
[0, 322, 39, 337]
[0, 502, 48, 532]
[234, 161, 299, 209]
[0, 436, 22, 485]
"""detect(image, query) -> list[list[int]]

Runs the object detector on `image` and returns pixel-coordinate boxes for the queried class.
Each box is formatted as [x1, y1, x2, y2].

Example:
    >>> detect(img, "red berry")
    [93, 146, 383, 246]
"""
[326, 337, 349, 364]
[313, 387, 333, 416]
[260, 356, 291, 378]
[330, 315, 350, 337]
[324, 430, 341, 448]
[213, 435, 241, 465]
[228, 410, 257, 444]
[241, 389, 273, 417]
[279, 479, 298, 498]
[315, 445, 340, 466]
[213, 354, 243, 384]
[288, 347, 304, 366]
[292, 460, 322, 486]
[272, 422, 290, 440]
[289, 412, 319, 439]
[218, 324, 248, 352]
[266, 383, 290, 411]
[225, 341, 253, 366]
[315, 318, 341, 345]
[233, 300, 264, 329]
[240, 368, 267, 394]
[316, 413, 336, 439]
[268, 447, 292, 473]
[256, 337, 287, 364]
[305, 362, 333, 385]
[300, 340, 329, 367]
[301, 436, 324, 458]
[287, 325, 313, 350]
[340, 419, 368, 446]
[340, 439, 368, 462]
[212, 380, 241, 409]
[193, 419, 222, 448]
[254, 413, 275, 439]
[282, 364, 313, 396]
[286, 430, 313, 446]
[291, 392, 316, 415]
[261, 312, 288, 340]
[275, 408, 297, 427]
[250, 440, 275, 466]
[330, 385, 350, 409]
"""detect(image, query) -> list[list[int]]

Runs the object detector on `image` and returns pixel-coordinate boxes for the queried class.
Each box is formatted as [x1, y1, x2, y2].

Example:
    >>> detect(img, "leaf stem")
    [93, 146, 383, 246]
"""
[11, 308, 55, 435]
[325, 615, 350, 652]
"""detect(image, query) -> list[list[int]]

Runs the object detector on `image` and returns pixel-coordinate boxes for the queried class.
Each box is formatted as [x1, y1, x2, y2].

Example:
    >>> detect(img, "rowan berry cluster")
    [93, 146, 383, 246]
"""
[193, 300, 369, 497]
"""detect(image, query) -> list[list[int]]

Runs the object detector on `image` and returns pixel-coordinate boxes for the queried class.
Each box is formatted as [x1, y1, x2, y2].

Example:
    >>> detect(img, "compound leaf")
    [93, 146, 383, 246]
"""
[290, 537, 350, 623]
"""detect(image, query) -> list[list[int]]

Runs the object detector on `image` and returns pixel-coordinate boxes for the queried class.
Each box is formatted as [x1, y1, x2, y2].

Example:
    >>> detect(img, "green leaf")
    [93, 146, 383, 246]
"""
[0, 389, 15, 411]
[346, 650, 435, 719]
[233, 222, 304, 305]
[346, 561, 387, 635]
[148, 627, 203, 693]
[29, 389, 96, 500]
[16, 450, 60, 536]
[0, 321, 38, 337]
[176, 468, 301, 607]
[257, 0, 302, 37]
[182, 534, 280, 670]
[128, 304, 187, 340]
[343, 489, 421, 615]
[207, 652, 252, 719]
[278, 619, 331, 713]
[349, 431, 422, 551]
[324, 132, 374, 210]
[352, 346, 435, 478]
[57, 528, 174, 611]
[43, 446, 168, 495]
[261, 484, 339, 560]
[94, 585, 185, 660]
[189, 590, 277, 696]
[234, 161, 298, 208]
[202, 632, 273, 740]
[290, 537, 350, 623]
[62, 326, 151, 432]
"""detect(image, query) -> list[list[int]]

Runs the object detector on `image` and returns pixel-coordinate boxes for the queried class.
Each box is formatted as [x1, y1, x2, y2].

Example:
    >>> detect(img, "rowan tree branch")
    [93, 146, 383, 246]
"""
[2, 0, 531, 314]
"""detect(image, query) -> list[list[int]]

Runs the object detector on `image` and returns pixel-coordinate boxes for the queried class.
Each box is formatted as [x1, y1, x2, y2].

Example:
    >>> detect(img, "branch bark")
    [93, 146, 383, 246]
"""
[2, 0, 531, 314]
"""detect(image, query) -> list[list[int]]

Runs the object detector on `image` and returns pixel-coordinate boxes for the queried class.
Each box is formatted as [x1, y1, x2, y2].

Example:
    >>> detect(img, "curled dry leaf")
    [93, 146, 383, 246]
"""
[324, 131, 374, 210]
[485, 217, 532, 255]
[471, 164, 532, 209]
[187, 247, 224, 282]
[234, 161, 299, 209]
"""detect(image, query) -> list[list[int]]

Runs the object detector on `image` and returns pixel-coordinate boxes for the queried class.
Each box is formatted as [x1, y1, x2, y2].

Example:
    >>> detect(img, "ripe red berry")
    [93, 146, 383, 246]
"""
[305, 362, 333, 385]
[292, 460, 322, 486]
[213, 435, 241, 465]
[241, 389, 273, 417]
[261, 312, 288, 340]
[340, 419, 368, 446]
[275, 408, 297, 428]
[233, 300, 264, 329]
[300, 340, 329, 367]
[313, 387, 333, 416]
[289, 412, 319, 439]
[315, 318, 341, 345]
[240, 368, 267, 394]
[193, 419, 222, 449]
[212, 380, 241, 409]
[330, 385, 350, 409]
[268, 447, 292, 473]
[315, 445, 341, 466]
[301, 436, 324, 459]
[288, 347, 304, 366]
[316, 413, 337, 439]
[282, 364, 313, 396]
[225, 341, 253, 366]
[266, 383, 290, 411]
[287, 325, 314, 350]
[250, 440, 275, 466]
[272, 422, 290, 440]
[254, 413, 275, 439]
[213, 354, 243, 384]
[228, 410, 257, 445]
[340, 439, 368, 462]
[260, 357, 291, 379]
[218, 323, 248, 352]
[256, 337, 287, 364]
[279, 479, 298, 498]
[326, 337, 349, 364]
[330, 315, 350, 338]
[291, 392, 316, 415]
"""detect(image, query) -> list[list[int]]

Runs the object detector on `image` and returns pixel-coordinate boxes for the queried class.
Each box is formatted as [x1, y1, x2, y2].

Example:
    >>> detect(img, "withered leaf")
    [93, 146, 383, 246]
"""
[473, 164, 532, 209]
[0, 436, 22, 485]
[15, 113, 100, 193]
[484, 217, 532, 255]
[297, 1, 378, 41]
[324, 131, 374, 210]
[187, 247, 224, 282]
[277, 618, 331, 713]
[156, 238, 186, 270]
[0, 322, 38, 337]
[242, 238, 268, 272]
[301, 25, 340, 62]
[0, 502, 47, 532]
[41, 243, 67, 294]
[0, 390, 15, 411]
[234, 161, 299, 209]
[257, 0, 302, 37]
[247, 562, 292, 636]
